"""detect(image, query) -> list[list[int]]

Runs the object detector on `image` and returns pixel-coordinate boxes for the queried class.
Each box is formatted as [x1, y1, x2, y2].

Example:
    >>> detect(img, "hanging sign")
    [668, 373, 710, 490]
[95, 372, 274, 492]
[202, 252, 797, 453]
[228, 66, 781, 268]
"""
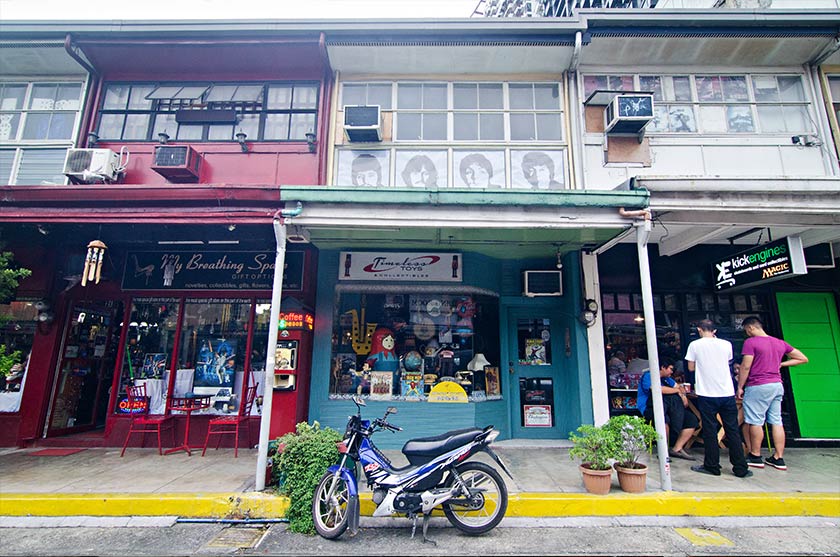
[427, 381, 468, 403]
[122, 251, 304, 291]
[339, 252, 462, 282]
[711, 236, 807, 292]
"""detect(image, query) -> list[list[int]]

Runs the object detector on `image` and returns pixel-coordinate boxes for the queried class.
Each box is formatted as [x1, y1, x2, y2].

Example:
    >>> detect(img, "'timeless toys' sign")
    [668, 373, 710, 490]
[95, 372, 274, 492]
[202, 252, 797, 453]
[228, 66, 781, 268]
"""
[122, 251, 304, 291]
[339, 252, 462, 282]
[712, 236, 807, 292]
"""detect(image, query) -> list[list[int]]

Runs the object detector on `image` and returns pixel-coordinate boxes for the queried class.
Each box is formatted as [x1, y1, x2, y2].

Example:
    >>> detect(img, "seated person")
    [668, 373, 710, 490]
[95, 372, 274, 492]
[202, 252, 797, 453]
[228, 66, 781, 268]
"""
[636, 357, 699, 461]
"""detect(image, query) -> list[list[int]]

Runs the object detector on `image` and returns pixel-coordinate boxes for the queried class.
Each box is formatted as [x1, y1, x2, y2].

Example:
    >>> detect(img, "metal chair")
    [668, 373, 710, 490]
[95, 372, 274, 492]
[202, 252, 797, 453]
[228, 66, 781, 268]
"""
[201, 385, 258, 458]
[120, 383, 175, 457]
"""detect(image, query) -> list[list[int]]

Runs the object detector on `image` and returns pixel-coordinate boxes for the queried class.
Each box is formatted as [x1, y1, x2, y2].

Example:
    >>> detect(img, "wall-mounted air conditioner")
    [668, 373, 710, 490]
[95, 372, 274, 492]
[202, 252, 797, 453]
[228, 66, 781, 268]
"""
[523, 270, 563, 297]
[343, 105, 382, 142]
[151, 145, 201, 182]
[63, 148, 122, 184]
[604, 93, 655, 135]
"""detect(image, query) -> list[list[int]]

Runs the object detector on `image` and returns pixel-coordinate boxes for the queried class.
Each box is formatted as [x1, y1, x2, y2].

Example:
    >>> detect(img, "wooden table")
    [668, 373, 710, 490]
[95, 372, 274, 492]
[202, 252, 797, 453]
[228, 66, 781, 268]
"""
[164, 395, 211, 456]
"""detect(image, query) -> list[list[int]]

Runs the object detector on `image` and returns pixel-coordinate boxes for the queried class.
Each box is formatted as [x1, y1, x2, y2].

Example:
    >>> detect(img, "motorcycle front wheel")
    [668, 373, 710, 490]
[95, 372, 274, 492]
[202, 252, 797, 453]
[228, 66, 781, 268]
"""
[442, 461, 508, 535]
[312, 471, 353, 539]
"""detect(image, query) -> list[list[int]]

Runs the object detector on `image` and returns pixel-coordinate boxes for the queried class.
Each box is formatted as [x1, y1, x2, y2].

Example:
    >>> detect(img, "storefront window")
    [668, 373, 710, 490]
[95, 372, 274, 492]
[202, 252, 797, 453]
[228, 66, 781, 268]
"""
[0, 301, 37, 413]
[178, 298, 253, 414]
[115, 298, 180, 415]
[329, 291, 499, 402]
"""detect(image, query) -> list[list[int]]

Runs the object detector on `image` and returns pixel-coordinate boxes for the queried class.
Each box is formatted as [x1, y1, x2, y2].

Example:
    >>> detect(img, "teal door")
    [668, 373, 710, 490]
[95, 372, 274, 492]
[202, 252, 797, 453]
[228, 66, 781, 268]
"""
[507, 307, 566, 439]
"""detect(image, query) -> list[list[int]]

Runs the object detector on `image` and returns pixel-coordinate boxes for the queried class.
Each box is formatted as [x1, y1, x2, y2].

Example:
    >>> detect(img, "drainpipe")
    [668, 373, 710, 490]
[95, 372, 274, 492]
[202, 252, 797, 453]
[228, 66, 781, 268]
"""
[64, 34, 100, 151]
[631, 215, 672, 492]
[255, 201, 303, 492]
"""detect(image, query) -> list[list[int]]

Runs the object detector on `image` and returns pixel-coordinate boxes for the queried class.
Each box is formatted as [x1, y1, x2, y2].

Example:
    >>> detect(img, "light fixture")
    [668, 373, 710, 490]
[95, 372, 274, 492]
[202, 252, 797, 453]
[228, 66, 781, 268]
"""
[158, 131, 170, 144]
[305, 131, 317, 153]
[227, 224, 237, 232]
[467, 353, 491, 372]
[36, 224, 50, 236]
[87, 131, 99, 147]
[235, 130, 249, 153]
[555, 249, 563, 270]
[634, 315, 645, 323]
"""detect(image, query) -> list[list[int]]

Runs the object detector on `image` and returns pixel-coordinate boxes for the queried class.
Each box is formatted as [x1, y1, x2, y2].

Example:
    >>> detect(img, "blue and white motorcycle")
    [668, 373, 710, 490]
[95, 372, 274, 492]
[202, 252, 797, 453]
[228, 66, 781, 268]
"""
[312, 396, 512, 543]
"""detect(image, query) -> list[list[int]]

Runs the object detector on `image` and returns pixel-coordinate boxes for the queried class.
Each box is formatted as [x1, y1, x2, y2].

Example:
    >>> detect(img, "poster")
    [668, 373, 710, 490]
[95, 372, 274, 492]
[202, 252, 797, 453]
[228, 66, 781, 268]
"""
[194, 338, 237, 388]
[484, 367, 500, 396]
[525, 338, 547, 365]
[141, 353, 167, 379]
[401, 372, 424, 399]
[369, 371, 394, 400]
[524, 405, 553, 427]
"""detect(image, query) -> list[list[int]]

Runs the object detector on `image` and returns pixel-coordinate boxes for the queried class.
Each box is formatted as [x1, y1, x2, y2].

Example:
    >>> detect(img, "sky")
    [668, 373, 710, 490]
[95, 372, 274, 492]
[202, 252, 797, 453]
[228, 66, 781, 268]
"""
[0, 0, 482, 20]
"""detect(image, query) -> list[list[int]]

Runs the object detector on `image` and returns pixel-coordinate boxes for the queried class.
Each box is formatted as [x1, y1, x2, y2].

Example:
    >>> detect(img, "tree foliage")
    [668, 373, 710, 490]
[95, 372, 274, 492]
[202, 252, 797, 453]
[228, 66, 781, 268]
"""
[0, 251, 31, 305]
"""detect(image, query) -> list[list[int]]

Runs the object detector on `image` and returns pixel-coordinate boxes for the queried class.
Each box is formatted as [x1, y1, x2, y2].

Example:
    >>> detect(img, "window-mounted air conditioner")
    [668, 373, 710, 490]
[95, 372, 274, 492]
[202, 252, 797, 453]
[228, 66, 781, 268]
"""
[523, 270, 563, 297]
[343, 105, 382, 142]
[604, 93, 655, 135]
[63, 148, 122, 184]
[151, 145, 201, 182]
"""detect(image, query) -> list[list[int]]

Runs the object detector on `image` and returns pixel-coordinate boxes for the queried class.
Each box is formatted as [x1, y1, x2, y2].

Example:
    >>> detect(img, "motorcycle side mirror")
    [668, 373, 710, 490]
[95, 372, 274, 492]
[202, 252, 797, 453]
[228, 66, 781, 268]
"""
[353, 396, 366, 408]
[385, 406, 397, 415]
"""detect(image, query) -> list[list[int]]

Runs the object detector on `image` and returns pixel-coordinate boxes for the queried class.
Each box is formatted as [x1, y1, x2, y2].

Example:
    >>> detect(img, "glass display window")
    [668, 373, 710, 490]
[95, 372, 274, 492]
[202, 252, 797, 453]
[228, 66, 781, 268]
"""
[329, 290, 499, 402]
[0, 300, 37, 412]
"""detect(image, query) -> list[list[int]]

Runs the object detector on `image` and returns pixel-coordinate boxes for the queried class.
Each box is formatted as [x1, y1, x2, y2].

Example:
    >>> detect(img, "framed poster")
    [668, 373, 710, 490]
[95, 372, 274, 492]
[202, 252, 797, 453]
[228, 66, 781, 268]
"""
[511, 150, 565, 190]
[336, 149, 391, 187]
[141, 353, 167, 379]
[194, 338, 237, 388]
[484, 367, 501, 396]
[453, 150, 505, 189]
[395, 150, 447, 188]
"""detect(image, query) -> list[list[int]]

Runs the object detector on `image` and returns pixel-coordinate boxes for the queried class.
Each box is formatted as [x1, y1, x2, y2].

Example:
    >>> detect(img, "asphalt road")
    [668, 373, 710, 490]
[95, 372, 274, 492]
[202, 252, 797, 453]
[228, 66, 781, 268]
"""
[1, 516, 838, 556]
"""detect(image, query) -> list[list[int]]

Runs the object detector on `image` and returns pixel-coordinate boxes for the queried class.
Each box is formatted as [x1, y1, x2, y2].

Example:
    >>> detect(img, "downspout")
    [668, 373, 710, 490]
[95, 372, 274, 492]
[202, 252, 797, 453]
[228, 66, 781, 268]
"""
[318, 32, 333, 186]
[567, 31, 584, 190]
[64, 34, 100, 148]
[623, 211, 671, 492]
[255, 201, 303, 492]
[807, 37, 840, 175]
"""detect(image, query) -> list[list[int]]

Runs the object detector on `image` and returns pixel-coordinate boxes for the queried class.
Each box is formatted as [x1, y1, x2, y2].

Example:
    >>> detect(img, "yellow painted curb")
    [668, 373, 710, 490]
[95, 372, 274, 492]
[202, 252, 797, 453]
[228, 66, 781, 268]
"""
[0, 493, 288, 518]
[1, 491, 837, 518]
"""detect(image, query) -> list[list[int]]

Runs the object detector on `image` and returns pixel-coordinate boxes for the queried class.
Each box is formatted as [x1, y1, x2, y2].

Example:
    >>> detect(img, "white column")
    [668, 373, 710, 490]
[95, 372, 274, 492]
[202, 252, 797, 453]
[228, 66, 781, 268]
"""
[582, 251, 609, 426]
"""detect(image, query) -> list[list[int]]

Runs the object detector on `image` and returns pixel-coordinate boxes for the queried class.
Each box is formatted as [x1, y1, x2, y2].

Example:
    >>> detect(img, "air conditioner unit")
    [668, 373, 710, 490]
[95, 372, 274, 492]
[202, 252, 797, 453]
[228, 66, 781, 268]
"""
[63, 148, 121, 184]
[523, 270, 563, 297]
[343, 105, 382, 142]
[151, 145, 201, 182]
[604, 93, 655, 135]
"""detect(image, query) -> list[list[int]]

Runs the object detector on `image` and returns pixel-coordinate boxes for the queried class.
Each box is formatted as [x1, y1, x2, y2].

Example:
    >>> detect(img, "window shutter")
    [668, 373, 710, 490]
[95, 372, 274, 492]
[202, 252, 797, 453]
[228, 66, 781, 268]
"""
[0, 150, 15, 184]
[15, 148, 67, 185]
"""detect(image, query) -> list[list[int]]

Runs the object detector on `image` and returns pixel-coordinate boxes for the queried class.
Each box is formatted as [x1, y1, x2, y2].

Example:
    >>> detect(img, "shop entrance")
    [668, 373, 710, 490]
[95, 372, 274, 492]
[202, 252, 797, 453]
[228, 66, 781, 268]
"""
[506, 307, 564, 439]
[45, 300, 123, 437]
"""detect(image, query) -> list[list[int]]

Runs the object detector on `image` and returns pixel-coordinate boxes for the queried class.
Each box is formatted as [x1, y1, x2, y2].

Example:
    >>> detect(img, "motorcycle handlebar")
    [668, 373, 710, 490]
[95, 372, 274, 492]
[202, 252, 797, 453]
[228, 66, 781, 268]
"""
[373, 418, 402, 432]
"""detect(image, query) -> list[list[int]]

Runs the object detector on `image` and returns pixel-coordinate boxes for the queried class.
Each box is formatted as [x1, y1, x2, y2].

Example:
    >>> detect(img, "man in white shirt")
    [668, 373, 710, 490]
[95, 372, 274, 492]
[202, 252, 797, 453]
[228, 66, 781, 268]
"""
[684, 319, 751, 478]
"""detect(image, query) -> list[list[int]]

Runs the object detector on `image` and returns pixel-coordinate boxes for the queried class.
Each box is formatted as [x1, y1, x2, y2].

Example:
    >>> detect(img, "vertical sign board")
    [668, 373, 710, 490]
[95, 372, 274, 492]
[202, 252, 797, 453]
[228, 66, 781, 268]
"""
[712, 236, 807, 292]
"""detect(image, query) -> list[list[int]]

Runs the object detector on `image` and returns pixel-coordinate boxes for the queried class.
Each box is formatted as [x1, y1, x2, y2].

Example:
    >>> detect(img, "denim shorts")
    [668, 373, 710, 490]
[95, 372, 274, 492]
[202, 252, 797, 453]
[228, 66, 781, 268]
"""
[743, 382, 784, 426]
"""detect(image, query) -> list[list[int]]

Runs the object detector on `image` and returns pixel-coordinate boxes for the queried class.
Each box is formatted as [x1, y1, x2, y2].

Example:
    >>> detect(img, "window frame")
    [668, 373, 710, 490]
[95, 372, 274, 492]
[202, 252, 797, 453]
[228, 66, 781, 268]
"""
[95, 80, 320, 142]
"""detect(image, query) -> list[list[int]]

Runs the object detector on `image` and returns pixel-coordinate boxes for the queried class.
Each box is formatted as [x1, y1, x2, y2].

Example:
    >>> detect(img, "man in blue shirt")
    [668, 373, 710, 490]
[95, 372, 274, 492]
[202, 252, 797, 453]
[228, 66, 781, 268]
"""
[637, 357, 699, 460]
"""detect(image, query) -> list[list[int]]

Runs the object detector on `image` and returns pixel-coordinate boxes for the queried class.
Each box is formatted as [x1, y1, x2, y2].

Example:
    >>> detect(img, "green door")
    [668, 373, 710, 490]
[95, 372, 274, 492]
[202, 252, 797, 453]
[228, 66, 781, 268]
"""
[776, 292, 840, 439]
[506, 307, 565, 439]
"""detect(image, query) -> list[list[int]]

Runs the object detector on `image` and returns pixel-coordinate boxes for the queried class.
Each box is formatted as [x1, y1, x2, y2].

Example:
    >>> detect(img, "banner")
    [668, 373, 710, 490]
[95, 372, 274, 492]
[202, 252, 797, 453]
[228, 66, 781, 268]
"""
[339, 252, 462, 282]
[711, 236, 806, 292]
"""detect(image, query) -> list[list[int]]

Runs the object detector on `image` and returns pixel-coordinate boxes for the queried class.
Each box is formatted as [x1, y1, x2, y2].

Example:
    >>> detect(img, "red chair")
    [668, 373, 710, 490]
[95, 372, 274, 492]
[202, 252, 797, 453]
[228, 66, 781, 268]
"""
[202, 385, 258, 458]
[120, 383, 175, 457]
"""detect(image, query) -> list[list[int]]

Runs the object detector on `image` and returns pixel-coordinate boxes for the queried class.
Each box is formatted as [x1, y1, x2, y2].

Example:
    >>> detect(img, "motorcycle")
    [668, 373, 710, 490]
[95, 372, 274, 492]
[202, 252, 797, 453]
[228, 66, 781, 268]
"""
[312, 396, 513, 543]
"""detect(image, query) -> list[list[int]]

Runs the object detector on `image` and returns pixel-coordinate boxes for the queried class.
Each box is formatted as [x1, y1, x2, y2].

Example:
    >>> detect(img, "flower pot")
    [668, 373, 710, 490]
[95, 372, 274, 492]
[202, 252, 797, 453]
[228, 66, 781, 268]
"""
[614, 463, 647, 493]
[579, 464, 613, 495]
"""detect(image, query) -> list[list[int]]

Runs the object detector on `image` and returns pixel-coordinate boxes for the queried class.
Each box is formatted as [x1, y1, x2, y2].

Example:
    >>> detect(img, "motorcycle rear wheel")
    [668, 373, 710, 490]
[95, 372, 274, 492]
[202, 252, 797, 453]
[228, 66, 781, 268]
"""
[442, 461, 508, 535]
[312, 471, 353, 539]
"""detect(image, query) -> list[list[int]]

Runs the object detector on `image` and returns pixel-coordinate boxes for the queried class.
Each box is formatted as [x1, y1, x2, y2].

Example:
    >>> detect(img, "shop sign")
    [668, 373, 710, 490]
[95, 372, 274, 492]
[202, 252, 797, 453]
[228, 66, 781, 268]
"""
[339, 252, 462, 282]
[278, 311, 313, 330]
[117, 396, 148, 414]
[427, 381, 468, 403]
[122, 251, 304, 291]
[711, 236, 807, 292]
[524, 404, 553, 427]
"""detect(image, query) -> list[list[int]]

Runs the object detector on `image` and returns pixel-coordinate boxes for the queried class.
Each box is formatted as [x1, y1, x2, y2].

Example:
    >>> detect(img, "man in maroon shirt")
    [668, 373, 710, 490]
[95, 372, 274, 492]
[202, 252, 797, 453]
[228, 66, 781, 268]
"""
[737, 316, 808, 471]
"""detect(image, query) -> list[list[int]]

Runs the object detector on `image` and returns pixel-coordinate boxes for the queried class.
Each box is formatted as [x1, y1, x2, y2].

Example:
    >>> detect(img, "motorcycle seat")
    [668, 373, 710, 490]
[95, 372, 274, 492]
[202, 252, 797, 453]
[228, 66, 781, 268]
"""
[401, 428, 484, 461]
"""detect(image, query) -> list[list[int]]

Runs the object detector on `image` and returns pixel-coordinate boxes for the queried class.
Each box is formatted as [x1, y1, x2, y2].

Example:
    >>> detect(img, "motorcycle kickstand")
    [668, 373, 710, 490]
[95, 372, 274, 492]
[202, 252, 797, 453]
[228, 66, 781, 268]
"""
[421, 511, 436, 546]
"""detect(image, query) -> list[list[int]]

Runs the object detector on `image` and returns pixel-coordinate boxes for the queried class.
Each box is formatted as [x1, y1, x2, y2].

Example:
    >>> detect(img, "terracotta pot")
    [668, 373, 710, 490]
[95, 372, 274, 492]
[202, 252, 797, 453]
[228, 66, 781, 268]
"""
[579, 464, 613, 495]
[614, 463, 648, 493]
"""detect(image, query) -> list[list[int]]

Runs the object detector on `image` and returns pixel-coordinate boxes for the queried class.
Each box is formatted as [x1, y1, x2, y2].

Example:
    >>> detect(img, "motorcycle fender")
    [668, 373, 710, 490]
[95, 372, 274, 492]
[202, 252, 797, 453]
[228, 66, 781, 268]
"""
[481, 446, 515, 480]
[326, 464, 359, 497]
[347, 494, 360, 537]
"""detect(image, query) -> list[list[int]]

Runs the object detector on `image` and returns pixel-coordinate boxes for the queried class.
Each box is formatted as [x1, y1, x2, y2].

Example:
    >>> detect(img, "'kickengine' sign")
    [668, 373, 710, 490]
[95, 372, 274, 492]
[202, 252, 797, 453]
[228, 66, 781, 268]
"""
[712, 236, 807, 292]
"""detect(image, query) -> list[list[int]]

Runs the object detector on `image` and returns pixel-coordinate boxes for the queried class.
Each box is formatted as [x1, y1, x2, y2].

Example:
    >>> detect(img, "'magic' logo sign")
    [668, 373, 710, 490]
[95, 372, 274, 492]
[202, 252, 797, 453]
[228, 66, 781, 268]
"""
[712, 236, 807, 292]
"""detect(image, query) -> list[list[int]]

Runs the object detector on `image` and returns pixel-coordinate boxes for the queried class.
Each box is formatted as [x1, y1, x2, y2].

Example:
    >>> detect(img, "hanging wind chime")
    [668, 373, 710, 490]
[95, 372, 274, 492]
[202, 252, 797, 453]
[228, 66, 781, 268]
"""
[81, 240, 107, 286]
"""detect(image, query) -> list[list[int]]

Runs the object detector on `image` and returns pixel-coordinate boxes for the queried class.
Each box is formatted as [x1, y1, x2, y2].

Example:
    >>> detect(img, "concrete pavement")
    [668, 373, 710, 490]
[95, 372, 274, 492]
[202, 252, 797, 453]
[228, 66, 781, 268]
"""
[1, 442, 838, 519]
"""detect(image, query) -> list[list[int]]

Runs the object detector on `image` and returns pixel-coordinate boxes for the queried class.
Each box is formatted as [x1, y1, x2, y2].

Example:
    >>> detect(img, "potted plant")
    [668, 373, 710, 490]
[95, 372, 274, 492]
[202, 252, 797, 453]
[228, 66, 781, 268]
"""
[606, 414, 659, 493]
[568, 423, 620, 495]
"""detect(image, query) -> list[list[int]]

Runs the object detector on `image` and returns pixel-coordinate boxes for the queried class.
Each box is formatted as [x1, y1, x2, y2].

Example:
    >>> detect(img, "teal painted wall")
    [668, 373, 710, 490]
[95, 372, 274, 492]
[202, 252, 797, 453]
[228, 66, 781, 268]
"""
[307, 249, 591, 449]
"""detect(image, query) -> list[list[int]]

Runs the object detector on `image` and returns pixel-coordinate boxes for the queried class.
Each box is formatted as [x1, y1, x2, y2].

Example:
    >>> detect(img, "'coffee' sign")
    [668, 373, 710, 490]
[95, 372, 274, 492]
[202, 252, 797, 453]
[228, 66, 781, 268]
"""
[712, 236, 807, 292]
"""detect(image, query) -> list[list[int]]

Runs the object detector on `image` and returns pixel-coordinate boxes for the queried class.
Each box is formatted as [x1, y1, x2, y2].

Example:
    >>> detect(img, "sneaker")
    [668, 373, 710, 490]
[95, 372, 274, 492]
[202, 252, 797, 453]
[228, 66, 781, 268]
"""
[765, 455, 787, 470]
[746, 453, 765, 468]
[690, 464, 721, 476]
[735, 470, 754, 478]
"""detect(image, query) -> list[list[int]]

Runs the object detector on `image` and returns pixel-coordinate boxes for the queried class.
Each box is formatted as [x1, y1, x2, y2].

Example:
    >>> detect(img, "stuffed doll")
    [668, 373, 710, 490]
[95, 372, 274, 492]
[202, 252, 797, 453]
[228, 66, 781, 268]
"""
[366, 327, 399, 373]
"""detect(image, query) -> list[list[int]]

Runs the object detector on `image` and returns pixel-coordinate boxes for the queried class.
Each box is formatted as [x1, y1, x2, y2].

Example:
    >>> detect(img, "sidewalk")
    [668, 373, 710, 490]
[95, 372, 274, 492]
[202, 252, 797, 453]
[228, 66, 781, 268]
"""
[1, 443, 838, 519]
